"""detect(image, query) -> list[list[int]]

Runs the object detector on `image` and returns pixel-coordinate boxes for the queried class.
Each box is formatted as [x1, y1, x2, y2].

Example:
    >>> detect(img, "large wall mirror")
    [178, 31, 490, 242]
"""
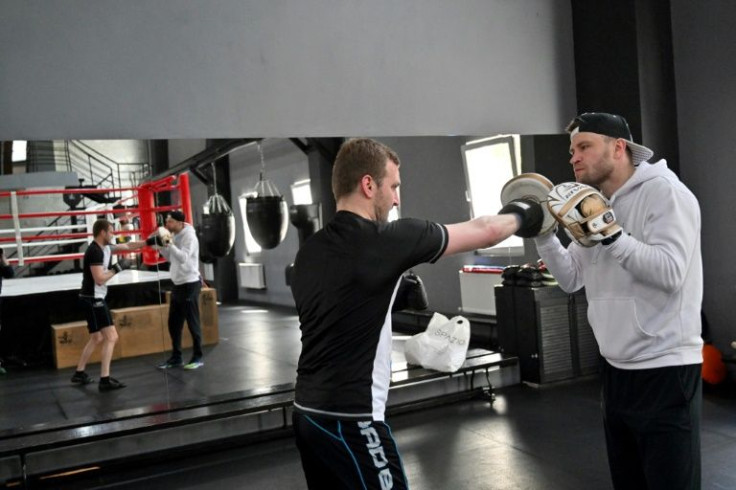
[0, 134, 572, 435]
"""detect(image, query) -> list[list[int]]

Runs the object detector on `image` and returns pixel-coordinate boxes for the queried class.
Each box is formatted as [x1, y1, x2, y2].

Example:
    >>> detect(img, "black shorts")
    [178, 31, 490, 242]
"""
[293, 411, 408, 490]
[79, 296, 113, 334]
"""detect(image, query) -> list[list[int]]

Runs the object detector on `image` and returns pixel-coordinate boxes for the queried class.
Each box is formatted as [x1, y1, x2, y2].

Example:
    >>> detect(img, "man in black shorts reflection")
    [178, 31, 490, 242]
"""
[290, 138, 542, 489]
[72, 219, 146, 392]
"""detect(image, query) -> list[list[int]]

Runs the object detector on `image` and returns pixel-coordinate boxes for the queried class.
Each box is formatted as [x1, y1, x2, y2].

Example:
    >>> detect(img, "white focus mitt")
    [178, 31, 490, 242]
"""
[146, 226, 172, 247]
[499, 173, 556, 237]
[547, 182, 622, 247]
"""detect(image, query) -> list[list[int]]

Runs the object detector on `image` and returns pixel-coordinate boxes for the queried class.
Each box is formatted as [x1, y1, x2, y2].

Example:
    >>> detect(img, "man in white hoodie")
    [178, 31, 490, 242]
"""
[534, 112, 703, 489]
[156, 211, 204, 370]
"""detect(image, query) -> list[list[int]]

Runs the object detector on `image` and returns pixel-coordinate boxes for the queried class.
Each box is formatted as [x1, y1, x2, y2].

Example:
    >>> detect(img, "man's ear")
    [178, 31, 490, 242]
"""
[360, 175, 374, 197]
[614, 139, 628, 160]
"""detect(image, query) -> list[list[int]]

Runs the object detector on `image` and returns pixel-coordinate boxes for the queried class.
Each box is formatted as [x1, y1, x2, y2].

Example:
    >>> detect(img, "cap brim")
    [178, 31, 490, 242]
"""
[628, 141, 654, 165]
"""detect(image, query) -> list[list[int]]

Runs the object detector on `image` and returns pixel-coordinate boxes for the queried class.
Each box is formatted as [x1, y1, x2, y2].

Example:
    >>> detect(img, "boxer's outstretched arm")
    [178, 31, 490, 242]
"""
[443, 215, 518, 257]
[113, 240, 146, 251]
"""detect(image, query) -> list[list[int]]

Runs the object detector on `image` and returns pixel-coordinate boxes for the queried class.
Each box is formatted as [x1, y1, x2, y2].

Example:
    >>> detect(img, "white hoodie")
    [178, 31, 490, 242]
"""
[158, 223, 201, 285]
[534, 160, 703, 369]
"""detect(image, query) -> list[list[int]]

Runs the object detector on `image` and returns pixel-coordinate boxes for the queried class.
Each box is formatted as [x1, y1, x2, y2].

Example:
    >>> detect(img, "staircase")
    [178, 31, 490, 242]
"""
[11, 141, 151, 276]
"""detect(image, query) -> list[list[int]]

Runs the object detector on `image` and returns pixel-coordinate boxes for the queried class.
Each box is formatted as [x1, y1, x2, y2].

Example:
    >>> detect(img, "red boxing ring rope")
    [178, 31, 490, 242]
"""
[0, 173, 192, 267]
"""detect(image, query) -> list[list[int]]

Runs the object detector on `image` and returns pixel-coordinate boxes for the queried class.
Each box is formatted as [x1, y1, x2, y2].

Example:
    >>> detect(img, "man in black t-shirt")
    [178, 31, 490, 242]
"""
[291, 138, 543, 489]
[72, 219, 146, 392]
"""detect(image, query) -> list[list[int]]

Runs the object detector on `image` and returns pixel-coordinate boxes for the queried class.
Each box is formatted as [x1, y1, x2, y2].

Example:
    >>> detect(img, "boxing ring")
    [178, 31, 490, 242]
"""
[2, 270, 170, 297]
[0, 174, 191, 366]
[0, 173, 192, 268]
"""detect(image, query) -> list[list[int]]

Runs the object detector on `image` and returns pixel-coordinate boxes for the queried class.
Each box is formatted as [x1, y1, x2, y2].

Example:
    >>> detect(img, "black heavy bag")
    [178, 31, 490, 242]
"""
[196, 224, 216, 264]
[285, 204, 321, 288]
[246, 196, 288, 249]
[289, 203, 321, 247]
[202, 194, 236, 257]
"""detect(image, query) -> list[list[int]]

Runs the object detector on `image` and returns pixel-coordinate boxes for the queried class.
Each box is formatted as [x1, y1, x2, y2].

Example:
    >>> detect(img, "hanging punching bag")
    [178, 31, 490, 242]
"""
[201, 193, 236, 258]
[289, 204, 321, 246]
[246, 179, 288, 249]
[285, 203, 322, 287]
[196, 223, 216, 264]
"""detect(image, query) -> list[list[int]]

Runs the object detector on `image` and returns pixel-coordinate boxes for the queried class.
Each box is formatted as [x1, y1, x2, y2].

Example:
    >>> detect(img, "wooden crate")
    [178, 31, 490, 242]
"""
[200, 287, 219, 345]
[111, 304, 170, 358]
[51, 321, 122, 369]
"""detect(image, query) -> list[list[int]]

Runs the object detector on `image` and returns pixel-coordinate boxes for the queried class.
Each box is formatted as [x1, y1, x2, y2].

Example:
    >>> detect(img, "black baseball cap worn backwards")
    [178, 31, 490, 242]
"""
[569, 112, 654, 165]
[168, 210, 186, 222]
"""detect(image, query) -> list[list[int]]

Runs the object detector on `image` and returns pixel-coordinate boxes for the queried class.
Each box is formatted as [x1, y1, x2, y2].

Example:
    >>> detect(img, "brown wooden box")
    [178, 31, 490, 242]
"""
[51, 321, 122, 369]
[111, 304, 170, 358]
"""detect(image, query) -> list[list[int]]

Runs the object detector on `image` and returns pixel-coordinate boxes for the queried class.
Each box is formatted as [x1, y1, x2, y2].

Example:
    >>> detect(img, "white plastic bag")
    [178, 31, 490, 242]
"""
[404, 312, 470, 372]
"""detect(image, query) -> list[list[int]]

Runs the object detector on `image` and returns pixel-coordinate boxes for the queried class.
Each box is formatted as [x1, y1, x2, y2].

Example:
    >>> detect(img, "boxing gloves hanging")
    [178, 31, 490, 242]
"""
[547, 182, 622, 247]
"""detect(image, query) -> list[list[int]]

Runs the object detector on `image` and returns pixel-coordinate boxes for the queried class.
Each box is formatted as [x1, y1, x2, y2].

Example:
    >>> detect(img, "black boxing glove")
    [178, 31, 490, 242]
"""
[498, 198, 544, 238]
[110, 263, 124, 274]
[146, 235, 164, 247]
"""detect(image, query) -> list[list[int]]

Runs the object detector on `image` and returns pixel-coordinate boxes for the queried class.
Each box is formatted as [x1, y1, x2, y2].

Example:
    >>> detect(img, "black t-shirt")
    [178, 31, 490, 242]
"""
[80, 241, 110, 298]
[0, 263, 14, 295]
[291, 211, 448, 421]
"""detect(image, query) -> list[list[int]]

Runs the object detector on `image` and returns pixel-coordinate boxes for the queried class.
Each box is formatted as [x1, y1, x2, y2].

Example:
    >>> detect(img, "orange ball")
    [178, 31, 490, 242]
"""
[702, 344, 727, 385]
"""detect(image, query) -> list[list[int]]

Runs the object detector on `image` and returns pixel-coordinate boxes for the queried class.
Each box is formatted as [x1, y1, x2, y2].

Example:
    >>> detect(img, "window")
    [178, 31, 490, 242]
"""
[388, 186, 400, 222]
[290, 179, 312, 205]
[461, 135, 523, 255]
[388, 206, 399, 222]
[12, 141, 27, 162]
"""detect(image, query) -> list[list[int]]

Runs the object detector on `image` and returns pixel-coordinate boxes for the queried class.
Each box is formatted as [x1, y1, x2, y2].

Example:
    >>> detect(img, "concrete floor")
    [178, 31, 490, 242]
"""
[46, 377, 736, 490]
[2, 304, 735, 489]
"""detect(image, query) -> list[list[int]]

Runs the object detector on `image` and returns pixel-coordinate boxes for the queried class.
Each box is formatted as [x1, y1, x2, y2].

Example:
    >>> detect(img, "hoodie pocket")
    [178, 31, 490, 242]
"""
[588, 298, 655, 362]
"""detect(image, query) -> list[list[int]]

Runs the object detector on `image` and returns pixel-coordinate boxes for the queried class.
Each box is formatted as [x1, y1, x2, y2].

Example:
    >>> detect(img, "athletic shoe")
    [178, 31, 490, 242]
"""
[98, 377, 126, 392]
[71, 371, 94, 385]
[183, 360, 204, 370]
[157, 358, 184, 369]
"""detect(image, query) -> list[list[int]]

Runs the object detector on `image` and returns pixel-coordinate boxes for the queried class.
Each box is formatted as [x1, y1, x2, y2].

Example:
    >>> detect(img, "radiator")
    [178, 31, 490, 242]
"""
[238, 263, 266, 289]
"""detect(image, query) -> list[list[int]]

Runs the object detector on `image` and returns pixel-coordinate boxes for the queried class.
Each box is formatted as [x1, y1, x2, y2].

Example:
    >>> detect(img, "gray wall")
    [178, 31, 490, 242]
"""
[671, 1, 736, 350]
[0, 0, 575, 139]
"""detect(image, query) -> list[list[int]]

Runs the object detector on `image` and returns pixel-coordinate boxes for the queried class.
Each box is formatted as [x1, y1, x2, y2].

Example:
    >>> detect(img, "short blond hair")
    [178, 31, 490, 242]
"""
[332, 138, 400, 201]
